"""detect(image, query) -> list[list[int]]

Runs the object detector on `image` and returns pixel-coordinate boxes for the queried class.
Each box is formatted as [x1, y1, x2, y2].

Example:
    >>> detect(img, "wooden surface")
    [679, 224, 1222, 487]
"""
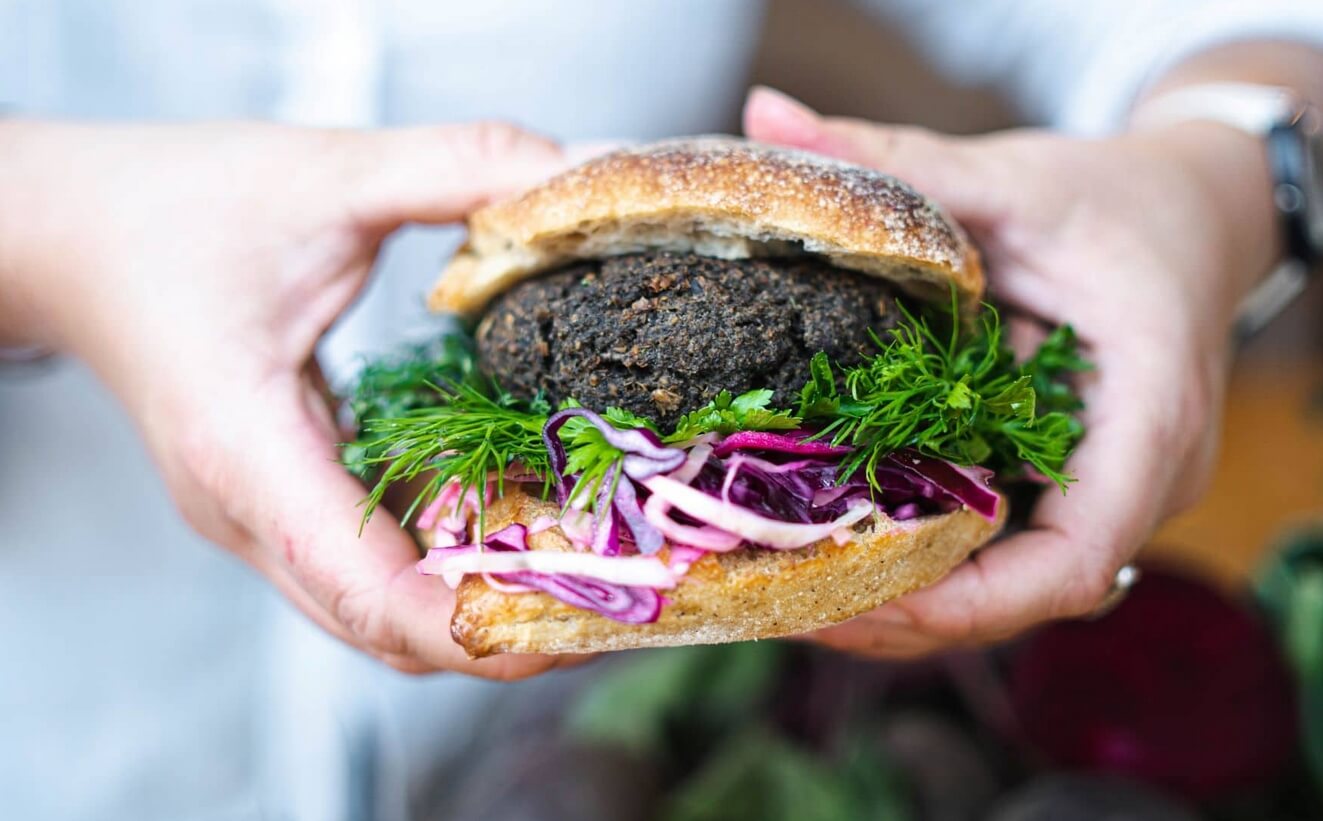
[1147, 362, 1323, 586]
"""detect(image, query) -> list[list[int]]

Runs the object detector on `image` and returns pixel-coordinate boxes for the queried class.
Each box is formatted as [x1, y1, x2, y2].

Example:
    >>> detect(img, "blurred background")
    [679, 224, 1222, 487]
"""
[1, 1, 1320, 820]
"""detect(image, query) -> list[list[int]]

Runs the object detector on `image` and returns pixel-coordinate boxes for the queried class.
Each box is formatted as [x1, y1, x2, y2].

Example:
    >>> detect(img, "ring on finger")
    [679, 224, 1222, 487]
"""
[1089, 563, 1141, 619]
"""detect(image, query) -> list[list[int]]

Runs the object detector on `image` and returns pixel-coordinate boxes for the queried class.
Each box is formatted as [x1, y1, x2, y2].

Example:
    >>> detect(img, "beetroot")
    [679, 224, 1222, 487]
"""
[1008, 566, 1296, 801]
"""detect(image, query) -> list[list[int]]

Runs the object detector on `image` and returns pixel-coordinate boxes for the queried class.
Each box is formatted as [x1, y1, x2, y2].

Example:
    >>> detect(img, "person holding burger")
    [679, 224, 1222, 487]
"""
[1, 1, 1322, 816]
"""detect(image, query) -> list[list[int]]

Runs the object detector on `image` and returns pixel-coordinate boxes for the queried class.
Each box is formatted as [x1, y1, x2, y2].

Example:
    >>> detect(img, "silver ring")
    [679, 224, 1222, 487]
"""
[1088, 564, 1141, 619]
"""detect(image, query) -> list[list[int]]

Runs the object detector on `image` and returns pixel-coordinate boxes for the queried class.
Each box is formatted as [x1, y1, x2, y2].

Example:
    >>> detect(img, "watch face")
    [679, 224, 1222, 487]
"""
[1274, 113, 1323, 263]
[1309, 125, 1323, 252]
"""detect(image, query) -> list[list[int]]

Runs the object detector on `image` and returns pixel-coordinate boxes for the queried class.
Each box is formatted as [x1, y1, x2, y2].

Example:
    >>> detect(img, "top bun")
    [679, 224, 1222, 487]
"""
[429, 137, 983, 317]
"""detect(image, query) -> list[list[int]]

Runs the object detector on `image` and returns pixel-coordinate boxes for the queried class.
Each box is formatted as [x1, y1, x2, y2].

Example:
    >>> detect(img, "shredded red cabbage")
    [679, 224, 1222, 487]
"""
[712, 430, 852, 459]
[419, 522, 666, 623]
[422, 412, 1003, 623]
[543, 408, 676, 555]
[883, 450, 1000, 522]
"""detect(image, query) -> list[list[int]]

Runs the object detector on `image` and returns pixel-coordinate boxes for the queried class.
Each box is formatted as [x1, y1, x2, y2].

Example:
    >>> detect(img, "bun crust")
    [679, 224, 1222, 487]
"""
[448, 486, 1005, 657]
[430, 138, 983, 317]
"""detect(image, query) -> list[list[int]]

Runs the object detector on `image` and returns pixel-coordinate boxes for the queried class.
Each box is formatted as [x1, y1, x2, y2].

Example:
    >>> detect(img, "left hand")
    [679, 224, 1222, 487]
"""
[743, 86, 1276, 657]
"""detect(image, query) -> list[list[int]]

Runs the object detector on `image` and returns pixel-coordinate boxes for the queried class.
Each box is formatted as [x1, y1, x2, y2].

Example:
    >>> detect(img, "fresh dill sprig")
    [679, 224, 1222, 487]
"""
[798, 293, 1088, 490]
[352, 382, 552, 535]
[341, 335, 484, 480]
[344, 305, 1089, 536]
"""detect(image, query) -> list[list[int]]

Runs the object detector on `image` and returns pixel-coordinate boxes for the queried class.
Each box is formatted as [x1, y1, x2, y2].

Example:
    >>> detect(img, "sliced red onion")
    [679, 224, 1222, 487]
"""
[811, 485, 852, 508]
[642, 492, 745, 551]
[544, 408, 685, 484]
[528, 516, 559, 534]
[421, 548, 679, 589]
[610, 471, 666, 555]
[481, 574, 536, 594]
[415, 480, 461, 531]
[416, 479, 489, 540]
[712, 431, 852, 459]
[642, 474, 875, 551]
[667, 545, 708, 574]
[591, 494, 621, 556]
[484, 523, 529, 552]
[885, 449, 1000, 521]
[416, 545, 478, 588]
[493, 572, 663, 623]
[720, 454, 822, 505]
[892, 502, 921, 521]
[670, 442, 714, 485]
[557, 508, 595, 549]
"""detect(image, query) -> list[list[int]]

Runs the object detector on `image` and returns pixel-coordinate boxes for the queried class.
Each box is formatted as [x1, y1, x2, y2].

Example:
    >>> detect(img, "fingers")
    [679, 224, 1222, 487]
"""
[193, 375, 564, 679]
[742, 86, 1011, 228]
[344, 122, 567, 230]
[807, 342, 1193, 658]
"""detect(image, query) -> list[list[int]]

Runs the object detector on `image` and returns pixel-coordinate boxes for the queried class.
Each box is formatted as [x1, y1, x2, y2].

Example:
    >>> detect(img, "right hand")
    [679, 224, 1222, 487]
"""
[0, 119, 576, 678]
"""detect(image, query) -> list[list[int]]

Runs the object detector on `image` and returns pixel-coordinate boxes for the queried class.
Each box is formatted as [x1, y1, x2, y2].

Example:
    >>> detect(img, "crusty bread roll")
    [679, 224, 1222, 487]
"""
[448, 486, 1005, 657]
[429, 137, 1002, 656]
[429, 137, 983, 317]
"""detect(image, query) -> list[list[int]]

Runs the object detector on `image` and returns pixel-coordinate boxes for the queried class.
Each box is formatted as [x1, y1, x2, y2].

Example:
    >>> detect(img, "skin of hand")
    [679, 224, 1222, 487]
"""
[743, 85, 1281, 658]
[0, 120, 579, 678]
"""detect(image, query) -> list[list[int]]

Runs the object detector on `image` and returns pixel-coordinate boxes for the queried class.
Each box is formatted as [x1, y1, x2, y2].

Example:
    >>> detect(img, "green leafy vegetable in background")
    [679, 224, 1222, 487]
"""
[1256, 526, 1323, 801]
[567, 642, 913, 821]
[661, 726, 912, 821]
[566, 643, 783, 755]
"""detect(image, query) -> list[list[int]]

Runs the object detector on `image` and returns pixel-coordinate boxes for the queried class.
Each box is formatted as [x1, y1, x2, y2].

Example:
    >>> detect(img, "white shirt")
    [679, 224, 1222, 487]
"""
[3, 2, 1322, 819]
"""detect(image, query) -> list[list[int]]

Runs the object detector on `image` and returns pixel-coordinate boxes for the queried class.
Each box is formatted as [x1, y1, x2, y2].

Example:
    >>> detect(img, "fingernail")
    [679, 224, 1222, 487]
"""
[745, 85, 824, 144]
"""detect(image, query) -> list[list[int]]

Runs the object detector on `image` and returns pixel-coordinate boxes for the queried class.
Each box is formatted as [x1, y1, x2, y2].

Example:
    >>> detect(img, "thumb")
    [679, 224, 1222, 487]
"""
[742, 86, 1007, 226]
[347, 121, 567, 229]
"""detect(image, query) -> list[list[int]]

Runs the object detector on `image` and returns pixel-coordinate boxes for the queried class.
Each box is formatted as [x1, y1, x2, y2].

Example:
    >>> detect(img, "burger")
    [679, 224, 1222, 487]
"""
[345, 138, 1086, 657]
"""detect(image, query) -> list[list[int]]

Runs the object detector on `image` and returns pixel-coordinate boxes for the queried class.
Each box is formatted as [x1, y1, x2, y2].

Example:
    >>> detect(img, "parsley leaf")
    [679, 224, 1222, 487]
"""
[558, 402, 654, 508]
[666, 389, 801, 442]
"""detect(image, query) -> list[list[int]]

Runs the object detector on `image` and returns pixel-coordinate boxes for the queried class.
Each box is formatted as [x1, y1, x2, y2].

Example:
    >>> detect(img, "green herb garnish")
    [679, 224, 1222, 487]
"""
[343, 297, 1088, 531]
[800, 293, 1087, 490]
[557, 402, 656, 510]
[667, 389, 802, 442]
[353, 382, 552, 535]
[341, 335, 484, 480]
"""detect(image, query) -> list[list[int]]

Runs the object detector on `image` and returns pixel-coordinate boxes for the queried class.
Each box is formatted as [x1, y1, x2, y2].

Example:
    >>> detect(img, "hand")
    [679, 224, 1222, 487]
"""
[0, 120, 574, 677]
[743, 86, 1277, 657]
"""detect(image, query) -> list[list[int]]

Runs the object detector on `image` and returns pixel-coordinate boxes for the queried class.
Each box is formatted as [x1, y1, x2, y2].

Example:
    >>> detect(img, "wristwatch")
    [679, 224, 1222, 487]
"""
[1133, 83, 1323, 342]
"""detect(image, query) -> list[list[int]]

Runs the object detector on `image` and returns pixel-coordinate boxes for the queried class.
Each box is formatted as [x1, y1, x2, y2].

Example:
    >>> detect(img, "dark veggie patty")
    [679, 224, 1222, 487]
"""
[476, 252, 898, 427]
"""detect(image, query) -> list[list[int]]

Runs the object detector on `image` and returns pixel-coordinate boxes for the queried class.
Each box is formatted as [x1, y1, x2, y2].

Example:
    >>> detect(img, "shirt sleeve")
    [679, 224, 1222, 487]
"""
[852, 0, 1323, 134]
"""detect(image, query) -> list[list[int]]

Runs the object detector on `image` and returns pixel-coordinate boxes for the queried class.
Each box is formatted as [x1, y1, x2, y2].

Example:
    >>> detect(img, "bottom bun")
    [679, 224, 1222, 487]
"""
[449, 486, 1006, 656]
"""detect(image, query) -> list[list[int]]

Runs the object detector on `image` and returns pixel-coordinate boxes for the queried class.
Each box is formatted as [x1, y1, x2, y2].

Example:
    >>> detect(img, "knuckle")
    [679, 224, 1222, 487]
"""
[330, 585, 412, 659]
[169, 427, 248, 534]
[463, 120, 538, 159]
[1050, 563, 1113, 620]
